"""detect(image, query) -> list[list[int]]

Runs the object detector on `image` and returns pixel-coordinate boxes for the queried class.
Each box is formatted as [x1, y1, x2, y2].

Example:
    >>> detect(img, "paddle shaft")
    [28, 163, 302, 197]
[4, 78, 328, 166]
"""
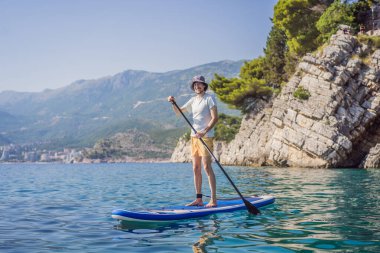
[171, 101, 260, 215]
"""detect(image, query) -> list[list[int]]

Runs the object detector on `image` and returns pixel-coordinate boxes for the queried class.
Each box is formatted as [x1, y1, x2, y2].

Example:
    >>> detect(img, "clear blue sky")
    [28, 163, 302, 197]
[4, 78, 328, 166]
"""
[0, 0, 277, 92]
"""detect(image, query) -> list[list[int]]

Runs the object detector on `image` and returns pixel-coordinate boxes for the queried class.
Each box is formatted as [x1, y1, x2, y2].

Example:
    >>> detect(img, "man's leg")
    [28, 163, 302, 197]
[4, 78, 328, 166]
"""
[186, 155, 204, 206]
[203, 155, 217, 207]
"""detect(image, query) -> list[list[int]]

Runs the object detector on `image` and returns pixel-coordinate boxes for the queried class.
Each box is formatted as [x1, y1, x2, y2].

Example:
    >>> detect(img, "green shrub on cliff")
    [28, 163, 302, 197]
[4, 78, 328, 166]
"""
[358, 35, 380, 49]
[293, 86, 311, 100]
[181, 114, 242, 143]
[182, 130, 191, 141]
[357, 35, 380, 63]
[215, 114, 242, 143]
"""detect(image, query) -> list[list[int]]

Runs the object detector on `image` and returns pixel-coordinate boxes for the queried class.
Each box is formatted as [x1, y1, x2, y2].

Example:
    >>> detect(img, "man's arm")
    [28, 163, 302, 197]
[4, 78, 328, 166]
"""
[167, 96, 187, 115]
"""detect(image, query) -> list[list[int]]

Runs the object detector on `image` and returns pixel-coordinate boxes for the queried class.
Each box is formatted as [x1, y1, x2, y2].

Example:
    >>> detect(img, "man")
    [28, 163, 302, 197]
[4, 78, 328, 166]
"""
[167, 75, 218, 207]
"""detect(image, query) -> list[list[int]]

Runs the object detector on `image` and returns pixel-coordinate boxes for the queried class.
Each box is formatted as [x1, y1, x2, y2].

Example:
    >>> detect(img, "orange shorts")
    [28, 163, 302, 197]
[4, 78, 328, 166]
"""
[191, 137, 214, 157]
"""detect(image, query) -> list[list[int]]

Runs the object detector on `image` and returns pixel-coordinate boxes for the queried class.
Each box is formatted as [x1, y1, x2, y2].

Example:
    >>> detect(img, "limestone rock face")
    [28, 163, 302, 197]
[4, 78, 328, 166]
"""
[170, 136, 191, 163]
[220, 99, 274, 166]
[361, 144, 380, 168]
[172, 29, 380, 168]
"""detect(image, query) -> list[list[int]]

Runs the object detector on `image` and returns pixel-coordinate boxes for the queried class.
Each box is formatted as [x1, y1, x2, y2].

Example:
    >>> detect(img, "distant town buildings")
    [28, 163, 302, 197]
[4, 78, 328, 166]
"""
[0, 144, 82, 163]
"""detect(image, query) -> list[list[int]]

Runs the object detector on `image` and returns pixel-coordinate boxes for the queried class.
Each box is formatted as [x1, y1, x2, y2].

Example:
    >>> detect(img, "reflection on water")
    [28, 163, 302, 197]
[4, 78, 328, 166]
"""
[192, 218, 221, 253]
[115, 218, 222, 253]
[114, 216, 223, 253]
[0, 163, 379, 252]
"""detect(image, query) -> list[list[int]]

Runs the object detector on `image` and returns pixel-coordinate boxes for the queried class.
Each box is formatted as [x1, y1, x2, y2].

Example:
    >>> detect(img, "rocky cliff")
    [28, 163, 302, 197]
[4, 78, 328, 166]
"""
[83, 129, 172, 162]
[171, 27, 380, 168]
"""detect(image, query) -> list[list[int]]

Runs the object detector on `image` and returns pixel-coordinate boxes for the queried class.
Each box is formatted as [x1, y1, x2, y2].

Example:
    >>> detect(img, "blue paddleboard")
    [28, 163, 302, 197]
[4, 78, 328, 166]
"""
[112, 195, 275, 222]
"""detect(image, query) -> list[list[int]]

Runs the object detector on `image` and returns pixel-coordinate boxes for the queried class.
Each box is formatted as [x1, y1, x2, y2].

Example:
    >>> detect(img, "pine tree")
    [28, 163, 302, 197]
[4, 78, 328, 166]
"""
[210, 74, 271, 112]
[263, 25, 288, 86]
[316, 0, 355, 43]
[273, 0, 323, 56]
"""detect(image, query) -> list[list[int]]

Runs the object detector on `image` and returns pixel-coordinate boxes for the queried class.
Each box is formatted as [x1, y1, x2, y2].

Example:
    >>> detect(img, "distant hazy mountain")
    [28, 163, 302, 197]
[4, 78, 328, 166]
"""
[0, 60, 244, 148]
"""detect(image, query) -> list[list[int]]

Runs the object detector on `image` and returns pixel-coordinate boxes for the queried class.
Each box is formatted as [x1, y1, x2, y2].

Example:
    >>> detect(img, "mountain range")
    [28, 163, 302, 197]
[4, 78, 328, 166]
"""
[0, 60, 244, 149]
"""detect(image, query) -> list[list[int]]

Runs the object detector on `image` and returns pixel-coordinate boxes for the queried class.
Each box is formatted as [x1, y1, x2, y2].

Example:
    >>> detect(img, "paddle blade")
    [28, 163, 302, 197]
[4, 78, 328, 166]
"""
[243, 198, 261, 215]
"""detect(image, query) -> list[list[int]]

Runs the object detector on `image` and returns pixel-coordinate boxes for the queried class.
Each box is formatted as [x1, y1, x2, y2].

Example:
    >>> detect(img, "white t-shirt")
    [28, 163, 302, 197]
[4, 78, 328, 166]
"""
[182, 93, 217, 137]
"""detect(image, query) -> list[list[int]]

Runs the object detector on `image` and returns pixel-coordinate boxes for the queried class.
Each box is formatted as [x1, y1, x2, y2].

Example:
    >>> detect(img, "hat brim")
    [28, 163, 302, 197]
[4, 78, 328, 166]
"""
[192, 81, 208, 86]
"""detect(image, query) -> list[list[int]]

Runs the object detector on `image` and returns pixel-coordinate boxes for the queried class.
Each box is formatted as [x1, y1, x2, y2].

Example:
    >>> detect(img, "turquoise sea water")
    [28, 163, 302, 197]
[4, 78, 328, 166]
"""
[0, 163, 379, 252]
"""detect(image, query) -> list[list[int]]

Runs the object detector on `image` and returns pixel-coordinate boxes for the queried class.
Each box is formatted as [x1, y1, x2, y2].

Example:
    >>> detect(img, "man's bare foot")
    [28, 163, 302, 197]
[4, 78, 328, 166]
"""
[205, 200, 217, 208]
[186, 199, 204, 206]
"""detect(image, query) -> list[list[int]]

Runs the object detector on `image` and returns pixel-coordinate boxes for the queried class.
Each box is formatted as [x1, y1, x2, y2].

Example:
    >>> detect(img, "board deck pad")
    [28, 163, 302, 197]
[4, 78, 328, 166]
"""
[112, 195, 275, 222]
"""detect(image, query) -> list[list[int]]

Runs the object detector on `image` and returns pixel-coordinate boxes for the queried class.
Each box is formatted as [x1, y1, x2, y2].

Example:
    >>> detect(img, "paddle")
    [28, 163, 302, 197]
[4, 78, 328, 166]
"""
[171, 101, 260, 215]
